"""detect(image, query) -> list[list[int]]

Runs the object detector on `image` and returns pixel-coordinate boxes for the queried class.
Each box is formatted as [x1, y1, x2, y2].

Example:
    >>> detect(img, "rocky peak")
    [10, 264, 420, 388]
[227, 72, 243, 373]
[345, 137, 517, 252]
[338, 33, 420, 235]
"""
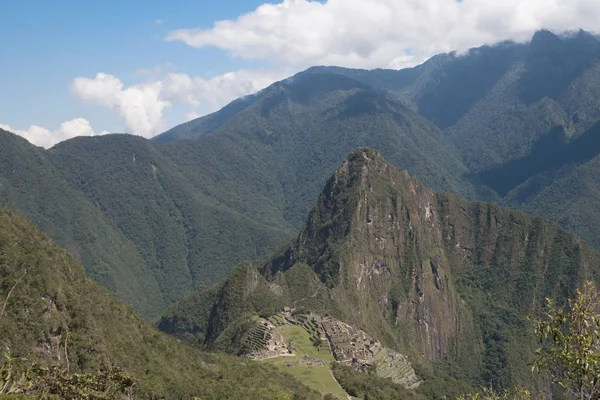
[529, 29, 562, 50]
[272, 148, 597, 363]
[199, 148, 600, 385]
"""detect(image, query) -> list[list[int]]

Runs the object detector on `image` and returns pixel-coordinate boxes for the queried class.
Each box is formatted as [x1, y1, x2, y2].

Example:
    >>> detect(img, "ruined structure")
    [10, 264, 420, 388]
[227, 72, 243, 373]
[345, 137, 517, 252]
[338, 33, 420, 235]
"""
[246, 311, 420, 389]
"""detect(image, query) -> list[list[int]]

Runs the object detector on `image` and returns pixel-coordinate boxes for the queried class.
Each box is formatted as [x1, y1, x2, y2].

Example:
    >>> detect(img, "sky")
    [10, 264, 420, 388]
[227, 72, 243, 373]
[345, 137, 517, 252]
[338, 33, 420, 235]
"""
[1, 0, 599, 148]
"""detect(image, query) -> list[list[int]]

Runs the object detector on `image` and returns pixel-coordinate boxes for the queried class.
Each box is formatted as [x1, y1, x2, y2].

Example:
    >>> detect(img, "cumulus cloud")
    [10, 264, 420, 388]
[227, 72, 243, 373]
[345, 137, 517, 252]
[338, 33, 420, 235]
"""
[166, 0, 600, 69]
[71, 69, 290, 137]
[0, 118, 108, 148]
[162, 68, 291, 112]
[70, 73, 170, 138]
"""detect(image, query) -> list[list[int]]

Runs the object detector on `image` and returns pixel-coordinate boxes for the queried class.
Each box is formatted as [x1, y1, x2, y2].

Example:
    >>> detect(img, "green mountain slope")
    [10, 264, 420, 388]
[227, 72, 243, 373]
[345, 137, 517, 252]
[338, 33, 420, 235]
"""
[155, 69, 478, 217]
[48, 134, 291, 307]
[0, 130, 294, 318]
[161, 149, 600, 392]
[184, 29, 600, 268]
[329, 30, 600, 177]
[0, 130, 164, 317]
[0, 209, 320, 399]
[0, 69, 480, 319]
[4, 29, 600, 326]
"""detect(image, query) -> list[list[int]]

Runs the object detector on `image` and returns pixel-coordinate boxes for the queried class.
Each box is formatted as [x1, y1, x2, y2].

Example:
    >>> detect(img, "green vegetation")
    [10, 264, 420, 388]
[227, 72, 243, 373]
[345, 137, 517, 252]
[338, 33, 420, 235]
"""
[0, 209, 321, 399]
[277, 325, 334, 361]
[1, 355, 133, 399]
[0, 131, 293, 319]
[165, 149, 600, 397]
[533, 281, 600, 400]
[332, 363, 420, 400]
[457, 283, 600, 400]
[265, 358, 345, 399]
[4, 30, 600, 324]
[457, 387, 531, 400]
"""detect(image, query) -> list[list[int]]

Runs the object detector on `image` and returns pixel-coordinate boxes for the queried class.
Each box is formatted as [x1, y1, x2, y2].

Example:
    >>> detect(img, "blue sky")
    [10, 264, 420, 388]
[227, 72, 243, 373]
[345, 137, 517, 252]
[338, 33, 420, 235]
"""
[1, 0, 596, 147]
[0, 0, 268, 137]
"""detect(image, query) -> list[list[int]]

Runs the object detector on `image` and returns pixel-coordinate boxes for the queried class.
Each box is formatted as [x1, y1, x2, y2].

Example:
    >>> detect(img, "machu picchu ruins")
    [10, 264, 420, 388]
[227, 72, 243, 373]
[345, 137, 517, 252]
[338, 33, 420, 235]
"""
[244, 308, 421, 389]
[243, 318, 295, 358]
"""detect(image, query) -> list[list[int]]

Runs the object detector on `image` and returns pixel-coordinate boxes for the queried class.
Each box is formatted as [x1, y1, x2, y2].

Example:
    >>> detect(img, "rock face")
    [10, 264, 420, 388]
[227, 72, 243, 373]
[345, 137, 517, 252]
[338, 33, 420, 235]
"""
[180, 148, 600, 388]
[289, 149, 470, 361]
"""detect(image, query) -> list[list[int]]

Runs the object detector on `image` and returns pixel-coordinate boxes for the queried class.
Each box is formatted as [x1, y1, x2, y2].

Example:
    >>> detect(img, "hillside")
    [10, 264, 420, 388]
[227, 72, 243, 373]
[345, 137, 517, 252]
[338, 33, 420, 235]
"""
[0, 209, 320, 399]
[4, 30, 600, 324]
[160, 149, 600, 392]
[0, 130, 166, 317]
[329, 30, 600, 176]
[0, 69, 478, 319]
[156, 29, 600, 279]
[156, 69, 480, 222]
[326, 31, 600, 249]
[0, 129, 297, 318]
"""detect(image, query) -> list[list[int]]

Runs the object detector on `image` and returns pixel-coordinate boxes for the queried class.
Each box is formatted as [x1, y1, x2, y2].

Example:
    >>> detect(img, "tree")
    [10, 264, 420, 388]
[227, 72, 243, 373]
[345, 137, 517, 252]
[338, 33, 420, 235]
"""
[457, 386, 530, 400]
[533, 281, 600, 400]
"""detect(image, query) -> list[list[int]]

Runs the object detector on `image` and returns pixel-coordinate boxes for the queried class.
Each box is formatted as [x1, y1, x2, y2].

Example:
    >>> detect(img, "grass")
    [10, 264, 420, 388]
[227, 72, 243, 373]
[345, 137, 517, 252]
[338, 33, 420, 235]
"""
[277, 325, 334, 361]
[262, 324, 347, 399]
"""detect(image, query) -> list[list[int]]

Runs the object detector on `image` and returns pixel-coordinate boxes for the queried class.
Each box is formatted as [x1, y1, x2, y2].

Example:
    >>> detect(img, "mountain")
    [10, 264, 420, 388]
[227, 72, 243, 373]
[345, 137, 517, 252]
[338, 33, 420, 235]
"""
[47, 134, 293, 312]
[157, 29, 600, 266]
[0, 67, 480, 318]
[0, 208, 320, 399]
[4, 29, 600, 325]
[0, 130, 291, 319]
[0, 130, 165, 316]
[156, 68, 480, 222]
[328, 30, 600, 176]
[160, 149, 600, 393]
[325, 30, 600, 200]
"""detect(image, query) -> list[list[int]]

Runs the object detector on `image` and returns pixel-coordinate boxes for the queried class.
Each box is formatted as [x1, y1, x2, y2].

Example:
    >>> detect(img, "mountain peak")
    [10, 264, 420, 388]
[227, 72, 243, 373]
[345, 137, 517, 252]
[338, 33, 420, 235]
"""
[171, 146, 600, 385]
[530, 29, 561, 46]
[528, 29, 564, 55]
[337, 147, 409, 182]
[286, 148, 428, 286]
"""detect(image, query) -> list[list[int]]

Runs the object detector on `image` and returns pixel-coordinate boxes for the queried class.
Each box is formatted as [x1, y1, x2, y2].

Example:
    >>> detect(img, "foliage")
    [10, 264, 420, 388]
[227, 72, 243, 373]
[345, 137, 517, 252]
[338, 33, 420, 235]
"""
[457, 386, 531, 400]
[532, 281, 600, 400]
[414, 363, 475, 400]
[0, 209, 321, 399]
[331, 363, 420, 400]
[1, 355, 133, 400]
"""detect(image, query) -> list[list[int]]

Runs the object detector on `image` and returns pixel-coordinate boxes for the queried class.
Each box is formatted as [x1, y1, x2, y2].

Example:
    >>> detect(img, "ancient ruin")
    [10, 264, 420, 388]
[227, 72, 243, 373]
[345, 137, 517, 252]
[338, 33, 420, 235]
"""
[245, 309, 421, 389]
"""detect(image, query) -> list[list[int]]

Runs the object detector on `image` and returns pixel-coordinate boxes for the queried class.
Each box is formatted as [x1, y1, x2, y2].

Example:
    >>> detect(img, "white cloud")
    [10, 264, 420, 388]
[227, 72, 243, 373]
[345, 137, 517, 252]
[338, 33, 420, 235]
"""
[166, 0, 600, 69]
[162, 68, 292, 112]
[71, 73, 170, 138]
[71, 68, 290, 136]
[185, 111, 200, 121]
[0, 118, 108, 148]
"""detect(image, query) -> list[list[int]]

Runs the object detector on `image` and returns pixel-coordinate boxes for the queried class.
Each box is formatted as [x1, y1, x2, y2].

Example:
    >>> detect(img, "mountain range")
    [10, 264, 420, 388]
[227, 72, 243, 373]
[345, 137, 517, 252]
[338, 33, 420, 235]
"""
[4, 28, 600, 398]
[2, 28, 600, 327]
